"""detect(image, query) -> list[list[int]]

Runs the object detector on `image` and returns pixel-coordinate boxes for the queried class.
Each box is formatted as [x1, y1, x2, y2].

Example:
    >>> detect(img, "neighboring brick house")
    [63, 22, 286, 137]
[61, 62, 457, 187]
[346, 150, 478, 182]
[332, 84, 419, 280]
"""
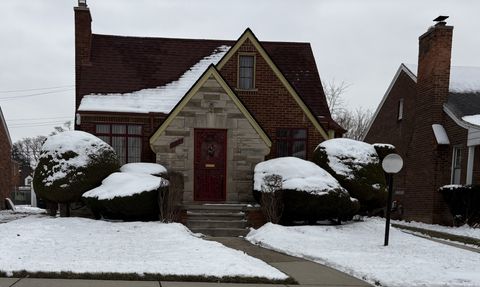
[0, 105, 14, 209]
[74, 1, 343, 205]
[364, 18, 480, 225]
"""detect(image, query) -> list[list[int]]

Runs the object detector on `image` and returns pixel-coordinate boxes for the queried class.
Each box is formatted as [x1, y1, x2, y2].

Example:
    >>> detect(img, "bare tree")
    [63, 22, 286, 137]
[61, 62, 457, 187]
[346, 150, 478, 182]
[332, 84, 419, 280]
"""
[13, 136, 46, 168]
[260, 174, 284, 224]
[324, 80, 373, 140]
[50, 120, 72, 136]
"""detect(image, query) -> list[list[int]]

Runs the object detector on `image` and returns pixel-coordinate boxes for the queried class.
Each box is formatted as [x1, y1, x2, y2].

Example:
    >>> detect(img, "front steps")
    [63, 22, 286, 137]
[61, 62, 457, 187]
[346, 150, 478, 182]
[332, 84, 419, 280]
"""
[183, 204, 250, 237]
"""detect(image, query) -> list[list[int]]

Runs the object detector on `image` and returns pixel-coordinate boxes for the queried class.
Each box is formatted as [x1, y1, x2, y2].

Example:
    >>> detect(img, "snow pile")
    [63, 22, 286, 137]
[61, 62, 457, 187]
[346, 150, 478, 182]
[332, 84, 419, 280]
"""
[0, 217, 287, 279]
[38, 131, 115, 186]
[254, 157, 346, 196]
[83, 172, 168, 200]
[405, 64, 480, 93]
[393, 219, 480, 241]
[316, 138, 379, 179]
[78, 45, 230, 114]
[120, 162, 167, 175]
[247, 218, 480, 287]
[462, 115, 480, 126]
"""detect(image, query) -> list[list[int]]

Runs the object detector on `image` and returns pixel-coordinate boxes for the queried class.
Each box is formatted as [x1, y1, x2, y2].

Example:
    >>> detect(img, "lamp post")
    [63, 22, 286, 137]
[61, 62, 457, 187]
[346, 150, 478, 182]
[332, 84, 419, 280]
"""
[382, 153, 403, 246]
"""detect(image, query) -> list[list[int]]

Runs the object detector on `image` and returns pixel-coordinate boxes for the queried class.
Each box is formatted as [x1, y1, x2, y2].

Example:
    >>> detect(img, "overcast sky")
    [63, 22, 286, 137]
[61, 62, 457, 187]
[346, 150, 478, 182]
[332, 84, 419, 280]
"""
[1, 0, 479, 142]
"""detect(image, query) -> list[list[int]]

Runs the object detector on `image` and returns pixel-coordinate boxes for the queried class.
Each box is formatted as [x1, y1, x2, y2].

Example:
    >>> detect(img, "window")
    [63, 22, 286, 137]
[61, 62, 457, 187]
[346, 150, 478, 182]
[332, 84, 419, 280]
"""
[276, 129, 307, 159]
[95, 124, 142, 165]
[397, 98, 404, 120]
[238, 55, 255, 90]
[451, 146, 462, 184]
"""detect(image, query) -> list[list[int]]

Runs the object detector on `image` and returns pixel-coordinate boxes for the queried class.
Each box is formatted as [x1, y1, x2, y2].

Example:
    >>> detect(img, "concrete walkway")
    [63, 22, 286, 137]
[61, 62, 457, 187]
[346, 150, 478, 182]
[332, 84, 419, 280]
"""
[209, 237, 371, 286]
[0, 238, 371, 287]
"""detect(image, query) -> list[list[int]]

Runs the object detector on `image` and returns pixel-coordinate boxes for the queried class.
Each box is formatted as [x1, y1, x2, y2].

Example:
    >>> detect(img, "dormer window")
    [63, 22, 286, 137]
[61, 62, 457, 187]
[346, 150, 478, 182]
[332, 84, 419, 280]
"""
[238, 54, 255, 90]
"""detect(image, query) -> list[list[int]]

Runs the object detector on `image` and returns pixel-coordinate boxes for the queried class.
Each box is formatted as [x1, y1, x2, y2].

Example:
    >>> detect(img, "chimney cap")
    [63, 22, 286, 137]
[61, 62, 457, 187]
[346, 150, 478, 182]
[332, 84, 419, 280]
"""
[78, 0, 87, 7]
[433, 15, 449, 23]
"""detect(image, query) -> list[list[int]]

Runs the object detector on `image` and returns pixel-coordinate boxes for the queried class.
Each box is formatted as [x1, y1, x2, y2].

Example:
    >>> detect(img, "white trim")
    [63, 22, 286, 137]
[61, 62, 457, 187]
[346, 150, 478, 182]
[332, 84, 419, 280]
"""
[466, 146, 475, 185]
[0, 105, 12, 147]
[362, 64, 417, 140]
[443, 105, 470, 129]
[451, 145, 462, 184]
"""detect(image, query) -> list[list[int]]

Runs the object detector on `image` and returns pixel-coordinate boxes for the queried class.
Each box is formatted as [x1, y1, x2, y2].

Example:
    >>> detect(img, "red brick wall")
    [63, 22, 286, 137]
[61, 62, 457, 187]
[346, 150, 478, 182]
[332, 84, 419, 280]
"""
[0, 120, 12, 209]
[219, 38, 325, 160]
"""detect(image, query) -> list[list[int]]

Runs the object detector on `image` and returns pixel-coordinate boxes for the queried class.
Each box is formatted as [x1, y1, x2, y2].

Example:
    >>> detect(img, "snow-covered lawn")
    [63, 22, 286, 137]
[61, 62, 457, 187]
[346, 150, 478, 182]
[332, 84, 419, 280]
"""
[0, 206, 45, 223]
[0, 217, 287, 280]
[393, 219, 480, 240]
[246, 218, 480, 287]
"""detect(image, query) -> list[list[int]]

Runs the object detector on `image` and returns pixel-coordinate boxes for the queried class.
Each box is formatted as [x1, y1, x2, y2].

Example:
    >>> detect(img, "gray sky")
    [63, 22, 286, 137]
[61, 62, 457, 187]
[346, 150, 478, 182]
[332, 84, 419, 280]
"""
[1, 0, 479, 142]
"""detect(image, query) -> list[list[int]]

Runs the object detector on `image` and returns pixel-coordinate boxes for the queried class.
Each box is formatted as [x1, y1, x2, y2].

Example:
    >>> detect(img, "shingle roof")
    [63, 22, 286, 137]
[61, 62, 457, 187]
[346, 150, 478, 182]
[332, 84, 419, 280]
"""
[77, 34, 339, 130]
[445, 92, 480, 119]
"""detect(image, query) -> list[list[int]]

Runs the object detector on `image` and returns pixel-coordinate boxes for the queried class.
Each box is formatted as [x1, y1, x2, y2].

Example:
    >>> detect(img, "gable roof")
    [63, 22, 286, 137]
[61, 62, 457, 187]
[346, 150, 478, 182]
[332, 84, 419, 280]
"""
[362, 64, 416, 140]
[77, 31, 335, 128]
[0, 105, 12, 147]
[149, 65, 272, 148]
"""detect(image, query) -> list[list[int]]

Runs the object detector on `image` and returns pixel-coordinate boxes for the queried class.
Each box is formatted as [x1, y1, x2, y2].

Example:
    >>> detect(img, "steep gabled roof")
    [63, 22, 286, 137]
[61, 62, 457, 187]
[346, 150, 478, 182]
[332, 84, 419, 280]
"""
[77, 31, 334, 126]
[0, 105, 12, 147]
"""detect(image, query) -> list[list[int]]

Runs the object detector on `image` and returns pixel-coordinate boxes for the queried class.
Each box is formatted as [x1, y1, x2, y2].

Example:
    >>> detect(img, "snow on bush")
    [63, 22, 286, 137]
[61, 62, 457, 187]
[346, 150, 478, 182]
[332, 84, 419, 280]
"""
[33, 131, 119, 203]
[313, 138, 387, 213]
[372, 143, 396, 161]
[120, 162, 167, 176]
[83, 172, 169, 221]
[253, 157, 359, 224]
[254, 157, 343, 195]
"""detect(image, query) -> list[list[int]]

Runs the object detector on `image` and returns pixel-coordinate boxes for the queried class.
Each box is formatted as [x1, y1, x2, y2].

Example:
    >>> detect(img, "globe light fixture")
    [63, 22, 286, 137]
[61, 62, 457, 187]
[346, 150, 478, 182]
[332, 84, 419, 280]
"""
[382, 153, 403, 246]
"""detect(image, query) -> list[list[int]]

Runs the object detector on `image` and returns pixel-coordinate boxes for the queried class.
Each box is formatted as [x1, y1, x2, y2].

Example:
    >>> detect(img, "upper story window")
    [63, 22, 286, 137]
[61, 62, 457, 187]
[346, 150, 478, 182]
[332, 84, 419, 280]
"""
[397, 98, 404, 120]
[451, 146, 462, 184]
[276, 128, 307, 159]
[238, 55, 255, 90]
[95, 124, 142, 165]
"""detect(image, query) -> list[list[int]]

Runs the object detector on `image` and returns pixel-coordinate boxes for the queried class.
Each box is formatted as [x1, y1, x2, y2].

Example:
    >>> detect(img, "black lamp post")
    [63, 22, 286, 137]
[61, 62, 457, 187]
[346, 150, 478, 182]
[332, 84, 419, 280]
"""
[381, 153, 403, 246]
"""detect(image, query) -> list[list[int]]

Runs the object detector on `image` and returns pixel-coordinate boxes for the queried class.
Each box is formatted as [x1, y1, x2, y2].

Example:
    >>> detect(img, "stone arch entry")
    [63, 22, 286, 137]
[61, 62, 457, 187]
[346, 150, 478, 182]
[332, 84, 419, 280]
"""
[194, 128, 227, 201]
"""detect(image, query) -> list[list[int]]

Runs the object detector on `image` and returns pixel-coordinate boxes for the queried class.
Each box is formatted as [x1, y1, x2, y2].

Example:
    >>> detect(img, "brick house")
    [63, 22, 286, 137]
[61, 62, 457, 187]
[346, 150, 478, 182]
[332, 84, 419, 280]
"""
[364, 18, 480, 225]
[0, 105, 14, 210]
[74, 1, 343, 208]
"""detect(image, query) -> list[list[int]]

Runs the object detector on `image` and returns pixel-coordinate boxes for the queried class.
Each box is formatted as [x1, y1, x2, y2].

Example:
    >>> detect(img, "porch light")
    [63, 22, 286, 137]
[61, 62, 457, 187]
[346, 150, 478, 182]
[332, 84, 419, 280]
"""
[382, 153, 403, 246]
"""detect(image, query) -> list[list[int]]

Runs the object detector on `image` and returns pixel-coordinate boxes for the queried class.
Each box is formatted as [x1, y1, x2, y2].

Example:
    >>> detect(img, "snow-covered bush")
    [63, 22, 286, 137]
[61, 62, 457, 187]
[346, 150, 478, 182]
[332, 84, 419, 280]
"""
[120, 162, 167, 176]
[313, 138, 387, 213]
[372, 143, 396, 161]
[33, 131, 119, 204]
[254, 157, 359, 224]
[439, 184, 480, 227]
[83, 171, 169, 221]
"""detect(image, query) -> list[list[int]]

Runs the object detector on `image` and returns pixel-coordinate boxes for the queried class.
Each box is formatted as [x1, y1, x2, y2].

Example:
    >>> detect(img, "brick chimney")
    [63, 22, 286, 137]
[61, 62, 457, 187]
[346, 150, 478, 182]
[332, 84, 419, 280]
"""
[416, 18, 453, 120]
[74, 0, 92, 66]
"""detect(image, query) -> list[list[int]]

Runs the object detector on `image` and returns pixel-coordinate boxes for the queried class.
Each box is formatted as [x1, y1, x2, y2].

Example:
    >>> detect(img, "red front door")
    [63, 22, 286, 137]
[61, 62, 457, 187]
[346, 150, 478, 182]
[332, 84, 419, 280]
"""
[194, 129, 227, 201]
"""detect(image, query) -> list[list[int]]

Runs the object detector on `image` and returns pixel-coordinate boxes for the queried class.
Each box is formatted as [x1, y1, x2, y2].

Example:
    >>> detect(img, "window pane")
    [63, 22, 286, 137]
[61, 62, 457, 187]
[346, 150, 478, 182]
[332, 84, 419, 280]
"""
[112, 124, 126, 135]
[292, 141, 306, 159]
[240, 55, 254, 67]
[128, 125, 142, 135]
[239, 55, 254, 90]
[277, 141, 289, 157]
[276, 129, 289, 138]
[128, 138, 142, 163]
[112, 136, 126, 165]
[96, 124, 110, 134]
[292, 129, 307, 139]
[98, 135, 110, 145]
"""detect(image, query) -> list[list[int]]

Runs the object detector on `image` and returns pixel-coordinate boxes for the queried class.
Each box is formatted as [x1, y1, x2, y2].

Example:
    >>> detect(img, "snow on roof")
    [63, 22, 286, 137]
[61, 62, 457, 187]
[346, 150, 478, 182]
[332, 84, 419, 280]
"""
[254, 157, 347, 196]
[83, 172, 168, 200]
[432, 124, 450, 145]
[462, 114, 480, 126]
[78, 45, 230, 114]
[40, 131, 114, 186]
[120, 162, 167, 175]
[405, 64, 480, 93]
[317, 138, 378, 179]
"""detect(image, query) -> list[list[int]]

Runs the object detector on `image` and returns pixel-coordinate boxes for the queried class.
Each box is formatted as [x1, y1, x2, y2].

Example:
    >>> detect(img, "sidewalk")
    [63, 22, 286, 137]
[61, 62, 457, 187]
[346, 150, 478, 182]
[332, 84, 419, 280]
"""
[1, 237, 371, 287]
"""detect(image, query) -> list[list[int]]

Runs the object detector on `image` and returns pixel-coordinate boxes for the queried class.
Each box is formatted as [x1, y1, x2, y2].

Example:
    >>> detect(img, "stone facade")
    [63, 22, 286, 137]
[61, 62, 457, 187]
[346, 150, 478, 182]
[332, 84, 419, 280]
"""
[151, 76, 270, 203]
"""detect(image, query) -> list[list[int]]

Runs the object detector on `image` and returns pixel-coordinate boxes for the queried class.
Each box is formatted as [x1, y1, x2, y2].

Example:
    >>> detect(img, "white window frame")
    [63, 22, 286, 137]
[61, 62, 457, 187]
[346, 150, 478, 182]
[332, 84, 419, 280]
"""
[397, 98, 404, 120]
[451, 145, 462, 184]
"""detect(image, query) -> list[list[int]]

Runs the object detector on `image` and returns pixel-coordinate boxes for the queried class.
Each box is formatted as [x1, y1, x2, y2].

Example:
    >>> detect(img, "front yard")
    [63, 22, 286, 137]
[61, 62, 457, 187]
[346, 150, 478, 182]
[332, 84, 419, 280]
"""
[0, 216, 288, 282]
[246, 217, 480, 287]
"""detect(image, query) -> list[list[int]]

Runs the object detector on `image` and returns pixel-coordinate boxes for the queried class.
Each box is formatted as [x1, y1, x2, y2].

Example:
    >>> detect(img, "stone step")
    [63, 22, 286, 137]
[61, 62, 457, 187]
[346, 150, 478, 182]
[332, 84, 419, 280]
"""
[190, 227, 249, 237]
[187, 219, 247, 229]
[187, 213, 245, 221]
[183, 204, 248, 212]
